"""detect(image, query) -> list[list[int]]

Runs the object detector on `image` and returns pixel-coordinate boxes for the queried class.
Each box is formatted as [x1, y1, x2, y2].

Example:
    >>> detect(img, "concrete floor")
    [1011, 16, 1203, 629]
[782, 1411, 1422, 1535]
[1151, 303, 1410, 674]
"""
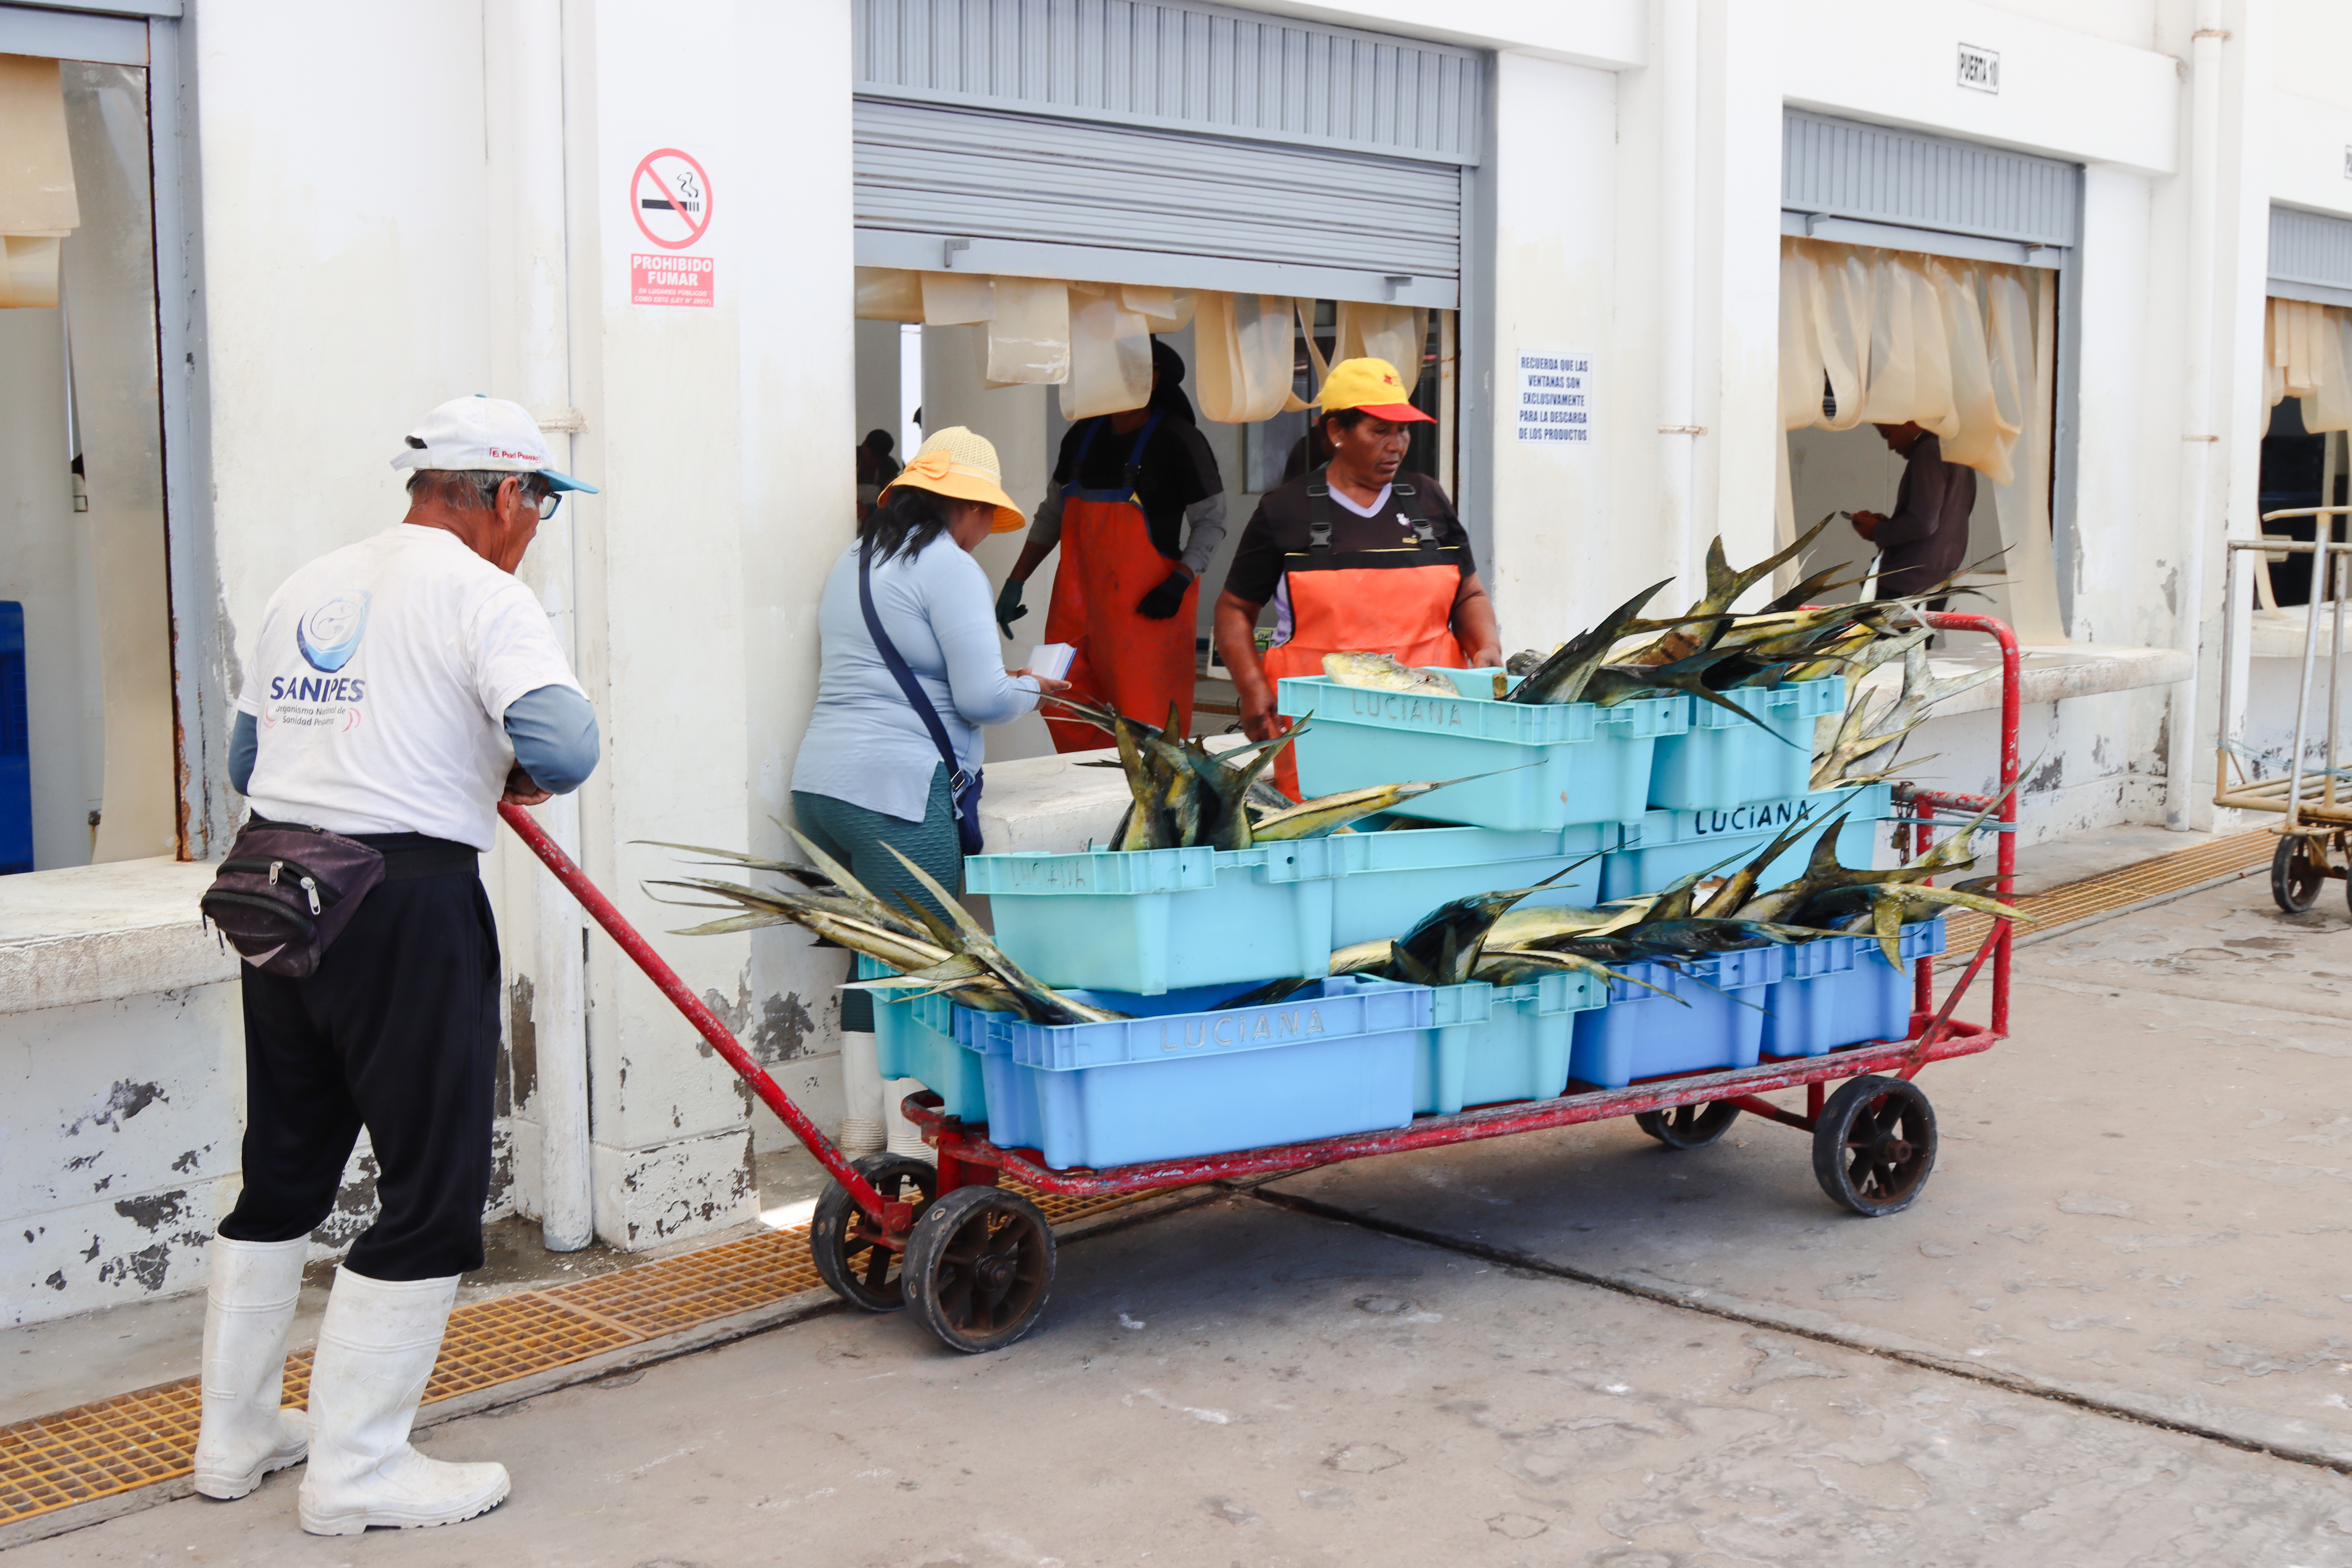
[14, 858, 2352, 1563]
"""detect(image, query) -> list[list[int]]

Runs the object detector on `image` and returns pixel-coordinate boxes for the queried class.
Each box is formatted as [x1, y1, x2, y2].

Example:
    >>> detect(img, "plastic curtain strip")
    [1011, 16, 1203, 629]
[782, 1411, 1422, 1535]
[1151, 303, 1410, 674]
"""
[1060, 283, 1152, 419]
[0, 54, 77, 309]
[1338, 301, 1427, 399]
[983, 277, 1070, 386]
[2264, 296, 2352, 436]
[1194, 291, 1294, 424]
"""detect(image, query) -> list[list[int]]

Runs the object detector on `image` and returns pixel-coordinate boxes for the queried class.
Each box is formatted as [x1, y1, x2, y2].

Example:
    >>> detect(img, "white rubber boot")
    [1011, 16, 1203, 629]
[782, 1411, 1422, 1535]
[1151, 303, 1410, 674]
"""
[838, 1029, 886, 1154]
[884, 1076, 934, 1161]
[296, 1269, 509, 1536]
[190, 1235, 310, 1499]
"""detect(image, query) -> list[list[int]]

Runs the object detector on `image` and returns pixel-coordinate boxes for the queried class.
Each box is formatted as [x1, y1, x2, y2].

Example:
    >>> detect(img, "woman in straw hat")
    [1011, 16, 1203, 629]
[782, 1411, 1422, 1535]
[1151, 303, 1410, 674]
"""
[792, 426, 1065, 1153]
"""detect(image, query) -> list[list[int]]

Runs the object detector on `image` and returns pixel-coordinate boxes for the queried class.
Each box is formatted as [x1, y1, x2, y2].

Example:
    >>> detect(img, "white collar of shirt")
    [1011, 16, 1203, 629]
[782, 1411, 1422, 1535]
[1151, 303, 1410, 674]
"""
[1325, 483, 1393, 518]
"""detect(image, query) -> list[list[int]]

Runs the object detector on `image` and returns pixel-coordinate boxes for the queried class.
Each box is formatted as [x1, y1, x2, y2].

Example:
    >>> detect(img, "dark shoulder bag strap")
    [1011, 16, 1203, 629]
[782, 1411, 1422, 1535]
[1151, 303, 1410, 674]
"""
[856, 536, 986, 857]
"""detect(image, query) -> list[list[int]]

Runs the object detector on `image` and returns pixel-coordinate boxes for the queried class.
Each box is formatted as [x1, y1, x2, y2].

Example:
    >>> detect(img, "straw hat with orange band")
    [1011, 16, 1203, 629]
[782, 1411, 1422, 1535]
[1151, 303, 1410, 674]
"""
[878, 426, 1026, 533]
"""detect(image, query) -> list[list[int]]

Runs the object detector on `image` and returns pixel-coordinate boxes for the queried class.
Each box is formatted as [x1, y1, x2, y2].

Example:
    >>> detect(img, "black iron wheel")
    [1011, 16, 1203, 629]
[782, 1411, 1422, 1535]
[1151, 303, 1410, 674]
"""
[1635, 1101, 1742, 1150]
[810, 1153, 938, 1312]
[1812, 1075, 1937, 1217]
[905, 1184, 1056, 1354]
[2273, 833, 2328, 914]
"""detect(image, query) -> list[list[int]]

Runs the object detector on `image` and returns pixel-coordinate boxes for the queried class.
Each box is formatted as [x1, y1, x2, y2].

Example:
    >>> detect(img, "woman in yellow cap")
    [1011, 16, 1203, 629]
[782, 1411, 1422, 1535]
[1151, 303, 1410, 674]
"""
[1213, 358, 1502, 798]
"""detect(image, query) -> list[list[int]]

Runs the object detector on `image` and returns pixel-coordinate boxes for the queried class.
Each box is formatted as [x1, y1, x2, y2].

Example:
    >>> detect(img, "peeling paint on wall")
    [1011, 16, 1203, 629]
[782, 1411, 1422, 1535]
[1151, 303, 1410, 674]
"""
[62, 1079, 168, 1137]
[507, 972, 539, 1111]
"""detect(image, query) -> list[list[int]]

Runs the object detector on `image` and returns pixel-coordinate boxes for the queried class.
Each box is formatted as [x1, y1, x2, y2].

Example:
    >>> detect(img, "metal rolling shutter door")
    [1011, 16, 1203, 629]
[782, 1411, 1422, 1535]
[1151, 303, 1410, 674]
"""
[2270, 204, 2352, 308]
[851, 0, 1479, 309]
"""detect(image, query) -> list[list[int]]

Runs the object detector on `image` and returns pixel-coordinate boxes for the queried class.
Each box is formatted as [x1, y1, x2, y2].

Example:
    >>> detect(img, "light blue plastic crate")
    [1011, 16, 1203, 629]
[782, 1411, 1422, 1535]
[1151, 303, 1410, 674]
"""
[1416, 970, 1607, 1115]
[1328, 818, 1619, 947]
[1760, 916, 1947, 1058]
[1276, 669, 1687, 832]
[964, 838, 1351, 995]
[1599, 782, 1892, 901]
[956, 976, 1429, 1171]
[1569, 946, 1783, 1089]
[1646, 676, 1844, 811]
[856, 955, 988, 1120]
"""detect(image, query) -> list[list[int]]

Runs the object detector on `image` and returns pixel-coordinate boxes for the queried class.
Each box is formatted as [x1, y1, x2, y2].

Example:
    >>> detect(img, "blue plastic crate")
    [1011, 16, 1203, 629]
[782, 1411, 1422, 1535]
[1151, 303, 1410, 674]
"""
[1760, 916, 1947, 1058]
[964, 838, 1351, 995]
[1276, 669, 1687, 832]
[1416, 970, 1606, 1114]
[1646, 676, 1844, 811]
[1599, 782, 1892, 901]
[855, 956, 988, 1120]
[956, 976, 1429, 1171]
[1569, 947, 1783, 1089]
[1327, 818, 1619, 948]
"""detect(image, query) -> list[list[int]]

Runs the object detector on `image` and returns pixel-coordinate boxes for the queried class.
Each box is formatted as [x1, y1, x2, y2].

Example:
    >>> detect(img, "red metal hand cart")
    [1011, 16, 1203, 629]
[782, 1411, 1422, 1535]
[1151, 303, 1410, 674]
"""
[502, 612, 2020, 1353]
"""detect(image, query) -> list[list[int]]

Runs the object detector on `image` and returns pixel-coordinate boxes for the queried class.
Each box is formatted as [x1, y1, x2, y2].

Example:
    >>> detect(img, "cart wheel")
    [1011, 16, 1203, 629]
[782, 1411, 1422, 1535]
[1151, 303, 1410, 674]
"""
[810, 1153, 938, 1312]
[2273, 834, 2328, 913]
[904, 1184, 1056, 1354]
[1635, 1101, 1741, 1150]
[1812, 1075, 1937, 1217]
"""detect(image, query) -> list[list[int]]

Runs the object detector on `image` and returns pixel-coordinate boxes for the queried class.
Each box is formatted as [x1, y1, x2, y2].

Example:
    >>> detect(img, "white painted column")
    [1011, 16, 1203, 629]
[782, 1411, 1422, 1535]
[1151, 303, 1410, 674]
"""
[487, 0, 594, 1251]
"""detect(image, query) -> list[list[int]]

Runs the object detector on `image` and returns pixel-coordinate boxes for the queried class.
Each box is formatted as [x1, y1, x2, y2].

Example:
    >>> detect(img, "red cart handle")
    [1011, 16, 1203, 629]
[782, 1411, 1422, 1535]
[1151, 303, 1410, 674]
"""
[498, 802, 907, 1234]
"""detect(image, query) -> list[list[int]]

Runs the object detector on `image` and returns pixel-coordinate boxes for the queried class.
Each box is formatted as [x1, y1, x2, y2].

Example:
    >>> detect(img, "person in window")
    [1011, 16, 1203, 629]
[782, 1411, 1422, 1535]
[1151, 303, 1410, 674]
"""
[995, 339, 1228, 751]
[1849, 420, 1974, 608]
[855, 428, 901, 521]
[199, 396, 600, 1534]
[1213, 357, 1502, 798]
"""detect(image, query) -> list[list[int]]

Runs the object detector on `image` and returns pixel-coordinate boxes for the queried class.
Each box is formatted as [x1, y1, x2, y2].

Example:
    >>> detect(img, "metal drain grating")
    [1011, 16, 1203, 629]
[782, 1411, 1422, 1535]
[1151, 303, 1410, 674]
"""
[0, 1180, 1157, 1530]
[1943, 829, 2276, 956]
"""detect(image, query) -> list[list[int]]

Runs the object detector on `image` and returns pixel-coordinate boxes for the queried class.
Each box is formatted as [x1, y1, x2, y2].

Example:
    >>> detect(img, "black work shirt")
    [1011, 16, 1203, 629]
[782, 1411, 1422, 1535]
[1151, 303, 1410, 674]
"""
[1873, 433, 1975, 599]
[1051, 415, 1222, 561]
[1223, 470, 1475, 608]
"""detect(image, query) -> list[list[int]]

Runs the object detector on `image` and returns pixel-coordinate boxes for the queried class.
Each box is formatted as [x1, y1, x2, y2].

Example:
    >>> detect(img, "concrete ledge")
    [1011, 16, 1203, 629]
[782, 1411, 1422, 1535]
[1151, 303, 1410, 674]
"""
[0, 859, 234, 1016]
[1852, 641, 2189, 716]
[2247, 605, 2352, 660]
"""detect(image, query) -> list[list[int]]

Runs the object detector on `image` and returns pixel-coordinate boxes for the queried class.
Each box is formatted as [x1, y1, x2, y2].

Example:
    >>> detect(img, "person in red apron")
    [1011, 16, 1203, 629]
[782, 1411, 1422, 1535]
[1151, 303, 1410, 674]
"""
[1214, 357, 1503, 799]
[997, 342, 1227, 752]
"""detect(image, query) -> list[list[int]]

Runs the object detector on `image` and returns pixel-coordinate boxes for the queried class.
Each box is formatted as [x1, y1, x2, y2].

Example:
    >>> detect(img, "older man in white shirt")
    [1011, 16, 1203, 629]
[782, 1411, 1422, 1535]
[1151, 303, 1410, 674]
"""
[193, 396, 599, 1537]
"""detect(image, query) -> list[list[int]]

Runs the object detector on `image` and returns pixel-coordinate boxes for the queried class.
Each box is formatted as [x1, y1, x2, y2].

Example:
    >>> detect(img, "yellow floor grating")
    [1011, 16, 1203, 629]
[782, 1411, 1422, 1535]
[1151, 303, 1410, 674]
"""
[4, 836, 2281, 1532]
[1942, 829, 2276, 959]
[0, 1180, 1170, 1530]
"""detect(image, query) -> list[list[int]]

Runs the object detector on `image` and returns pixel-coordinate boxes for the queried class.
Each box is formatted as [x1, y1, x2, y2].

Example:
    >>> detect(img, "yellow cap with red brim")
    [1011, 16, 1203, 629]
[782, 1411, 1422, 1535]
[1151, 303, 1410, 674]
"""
[1313, 357, 1434, 423]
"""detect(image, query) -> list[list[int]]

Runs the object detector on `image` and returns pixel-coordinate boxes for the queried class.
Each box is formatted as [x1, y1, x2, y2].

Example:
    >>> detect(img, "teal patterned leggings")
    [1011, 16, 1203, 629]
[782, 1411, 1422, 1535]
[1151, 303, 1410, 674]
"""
[791, 763, 964, 1033]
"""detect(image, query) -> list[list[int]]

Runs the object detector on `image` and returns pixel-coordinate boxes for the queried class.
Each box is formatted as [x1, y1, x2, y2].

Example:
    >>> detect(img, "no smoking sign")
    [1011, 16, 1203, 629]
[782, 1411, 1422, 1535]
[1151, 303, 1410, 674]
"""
[631, 147, 714, 307]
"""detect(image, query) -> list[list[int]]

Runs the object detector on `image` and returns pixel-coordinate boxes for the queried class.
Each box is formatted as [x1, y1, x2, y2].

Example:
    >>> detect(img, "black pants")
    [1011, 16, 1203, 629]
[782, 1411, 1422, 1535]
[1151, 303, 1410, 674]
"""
[219, 860, 500, 1281]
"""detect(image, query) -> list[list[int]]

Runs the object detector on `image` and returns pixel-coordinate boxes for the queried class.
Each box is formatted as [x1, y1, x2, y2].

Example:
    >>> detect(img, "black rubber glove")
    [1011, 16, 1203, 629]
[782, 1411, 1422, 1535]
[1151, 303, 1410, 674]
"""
[995, 577, 1027, 638]
[1136, 568, 1193, 620]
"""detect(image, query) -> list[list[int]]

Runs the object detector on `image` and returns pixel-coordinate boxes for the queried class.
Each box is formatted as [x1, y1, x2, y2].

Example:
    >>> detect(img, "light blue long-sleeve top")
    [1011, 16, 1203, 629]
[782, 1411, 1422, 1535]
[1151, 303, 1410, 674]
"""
[792, 534, 1041, 823]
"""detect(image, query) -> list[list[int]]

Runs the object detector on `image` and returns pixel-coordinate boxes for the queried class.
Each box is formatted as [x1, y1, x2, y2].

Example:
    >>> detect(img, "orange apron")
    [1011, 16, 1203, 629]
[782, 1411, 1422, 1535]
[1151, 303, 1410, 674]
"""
[1259, 470, 1468, 798]
[1042, 414, 1201, 753]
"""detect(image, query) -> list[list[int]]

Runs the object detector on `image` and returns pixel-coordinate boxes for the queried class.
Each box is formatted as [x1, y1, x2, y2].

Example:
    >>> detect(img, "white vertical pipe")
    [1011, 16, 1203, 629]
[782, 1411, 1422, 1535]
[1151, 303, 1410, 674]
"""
[1657, 0, 1700, 601]
[2165, 4, 2225, 830]
[503, 0, 593, 1250]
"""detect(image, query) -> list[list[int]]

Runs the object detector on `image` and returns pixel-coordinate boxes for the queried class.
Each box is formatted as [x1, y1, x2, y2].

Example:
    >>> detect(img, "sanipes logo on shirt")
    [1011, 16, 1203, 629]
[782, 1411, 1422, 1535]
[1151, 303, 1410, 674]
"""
[267, 591, 371, 730]
[296, 592, 371, 671]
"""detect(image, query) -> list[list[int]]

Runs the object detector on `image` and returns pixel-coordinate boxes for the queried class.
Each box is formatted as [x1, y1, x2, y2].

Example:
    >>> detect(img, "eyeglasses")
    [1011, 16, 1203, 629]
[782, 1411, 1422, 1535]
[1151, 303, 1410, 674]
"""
[514, 480, 562, 520]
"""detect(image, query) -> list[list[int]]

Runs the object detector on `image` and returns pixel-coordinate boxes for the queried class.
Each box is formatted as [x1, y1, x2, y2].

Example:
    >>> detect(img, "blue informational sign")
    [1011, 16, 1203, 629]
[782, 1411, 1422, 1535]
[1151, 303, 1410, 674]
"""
[0, 602, 30, 875]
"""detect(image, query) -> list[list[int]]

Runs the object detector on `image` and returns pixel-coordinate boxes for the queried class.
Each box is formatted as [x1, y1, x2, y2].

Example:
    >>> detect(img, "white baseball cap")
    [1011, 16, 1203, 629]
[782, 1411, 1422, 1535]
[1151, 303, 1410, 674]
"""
[390, 394, 597, 492]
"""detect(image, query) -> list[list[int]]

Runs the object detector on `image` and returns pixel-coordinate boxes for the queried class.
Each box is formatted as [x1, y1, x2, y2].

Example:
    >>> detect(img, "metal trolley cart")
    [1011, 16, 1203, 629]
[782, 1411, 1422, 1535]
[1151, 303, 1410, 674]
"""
[2215, 511, 2352, 913]
[502, 612, 2023, 1354]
